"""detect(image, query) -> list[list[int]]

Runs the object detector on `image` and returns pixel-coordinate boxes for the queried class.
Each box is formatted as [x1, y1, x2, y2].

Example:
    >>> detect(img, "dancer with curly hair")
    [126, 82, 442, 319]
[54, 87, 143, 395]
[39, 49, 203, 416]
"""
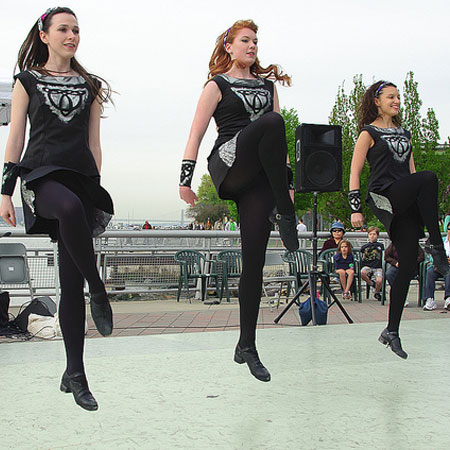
[349, 80, 449, 359]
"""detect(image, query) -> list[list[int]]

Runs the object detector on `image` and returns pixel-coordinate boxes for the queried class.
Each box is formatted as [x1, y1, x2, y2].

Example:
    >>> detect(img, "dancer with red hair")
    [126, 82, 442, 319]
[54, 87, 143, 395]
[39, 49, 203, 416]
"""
[179, 20, 298, 382]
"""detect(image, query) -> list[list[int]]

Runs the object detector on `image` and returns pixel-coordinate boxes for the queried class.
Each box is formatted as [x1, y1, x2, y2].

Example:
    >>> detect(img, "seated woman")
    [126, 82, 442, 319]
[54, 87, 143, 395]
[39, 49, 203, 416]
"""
[333, 239, 355, 299]
[320, 221, 345, 254]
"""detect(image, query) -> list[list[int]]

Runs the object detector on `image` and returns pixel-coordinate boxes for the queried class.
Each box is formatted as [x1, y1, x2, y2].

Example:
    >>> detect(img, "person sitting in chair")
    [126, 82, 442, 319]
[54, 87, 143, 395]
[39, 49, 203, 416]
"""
[320, 221, 345, 254]
[423, 217, 450, 311]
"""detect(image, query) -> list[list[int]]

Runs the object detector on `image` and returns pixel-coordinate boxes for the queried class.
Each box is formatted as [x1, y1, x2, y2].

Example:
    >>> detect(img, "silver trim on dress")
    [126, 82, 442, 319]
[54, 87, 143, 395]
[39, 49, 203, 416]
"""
[218, 131, 241, 167]
[369, 192, 393, 214]
[21, 181, 36, 214]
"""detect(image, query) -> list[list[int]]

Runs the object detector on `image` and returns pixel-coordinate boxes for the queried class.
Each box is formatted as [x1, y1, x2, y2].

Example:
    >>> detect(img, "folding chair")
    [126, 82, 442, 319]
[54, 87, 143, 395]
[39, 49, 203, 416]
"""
[0, 243, 34, 300]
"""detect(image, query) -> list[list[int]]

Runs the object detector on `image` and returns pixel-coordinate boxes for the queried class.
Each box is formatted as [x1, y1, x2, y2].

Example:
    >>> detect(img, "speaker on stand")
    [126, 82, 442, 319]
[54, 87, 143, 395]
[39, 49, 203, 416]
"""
[274, 124, 353, 326]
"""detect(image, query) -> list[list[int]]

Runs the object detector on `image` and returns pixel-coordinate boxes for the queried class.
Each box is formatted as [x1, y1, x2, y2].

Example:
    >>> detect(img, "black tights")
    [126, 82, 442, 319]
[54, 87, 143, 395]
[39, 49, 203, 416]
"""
[221, 112, 292, 347]
[33, 179, 105, 375]
[384, 171, 440, 333]
[221, 112, 294, 215]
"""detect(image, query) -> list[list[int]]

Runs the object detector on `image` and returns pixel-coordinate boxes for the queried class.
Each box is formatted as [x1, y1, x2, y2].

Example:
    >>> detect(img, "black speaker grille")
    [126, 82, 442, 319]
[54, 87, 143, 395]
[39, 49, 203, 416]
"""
[305, 151, 339, 187]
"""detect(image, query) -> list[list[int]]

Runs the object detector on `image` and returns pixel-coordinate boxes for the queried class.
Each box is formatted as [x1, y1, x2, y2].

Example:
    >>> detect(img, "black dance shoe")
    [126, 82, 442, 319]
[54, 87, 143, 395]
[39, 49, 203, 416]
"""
[430, 245, 450, 276]
[60, 371, 98, 411]
[234, 345, 271, 382]
[89, 292, 113, 336]
[378, 328, 408, 360]
[269, 211, 299, 252]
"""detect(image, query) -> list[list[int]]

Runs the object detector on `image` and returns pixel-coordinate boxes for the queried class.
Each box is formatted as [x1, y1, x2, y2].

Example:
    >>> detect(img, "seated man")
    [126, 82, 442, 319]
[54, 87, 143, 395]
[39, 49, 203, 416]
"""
[360, 226, 384, 301]
[423, 219, 450, 311]
[384, 241, 425, 307]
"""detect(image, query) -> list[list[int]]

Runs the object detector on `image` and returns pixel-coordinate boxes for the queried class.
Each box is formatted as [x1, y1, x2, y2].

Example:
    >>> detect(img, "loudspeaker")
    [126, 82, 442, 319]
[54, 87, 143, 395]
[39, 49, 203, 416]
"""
[295, 124, 342, 193]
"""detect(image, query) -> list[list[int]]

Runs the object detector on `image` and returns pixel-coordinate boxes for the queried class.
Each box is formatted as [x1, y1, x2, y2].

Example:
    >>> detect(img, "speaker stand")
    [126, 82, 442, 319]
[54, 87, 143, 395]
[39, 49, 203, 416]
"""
[274, 191, 353, 326]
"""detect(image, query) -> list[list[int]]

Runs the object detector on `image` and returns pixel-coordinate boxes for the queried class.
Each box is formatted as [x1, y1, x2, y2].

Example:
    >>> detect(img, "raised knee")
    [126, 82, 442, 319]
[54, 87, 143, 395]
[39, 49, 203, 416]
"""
[421, 170, 438, 184]
[260, 111, 285, 130]
[58, 196, 84, 220]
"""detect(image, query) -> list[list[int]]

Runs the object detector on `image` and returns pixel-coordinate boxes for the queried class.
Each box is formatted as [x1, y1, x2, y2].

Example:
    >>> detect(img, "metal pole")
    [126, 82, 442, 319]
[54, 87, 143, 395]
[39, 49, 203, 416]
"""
[309, 192, 319, 326]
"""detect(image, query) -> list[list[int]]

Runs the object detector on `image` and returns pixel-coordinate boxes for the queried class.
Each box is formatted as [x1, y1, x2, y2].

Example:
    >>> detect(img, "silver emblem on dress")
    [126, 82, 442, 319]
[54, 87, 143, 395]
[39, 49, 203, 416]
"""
[31, 71, 89, 123]
[231, 87, 271, 121]
[218, 131, 241, 167]
[373, 126, 411, 163]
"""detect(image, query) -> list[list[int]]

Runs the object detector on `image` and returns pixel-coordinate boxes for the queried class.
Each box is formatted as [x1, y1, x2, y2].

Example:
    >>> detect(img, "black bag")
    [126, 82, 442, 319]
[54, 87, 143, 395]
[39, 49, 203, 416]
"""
[13, 296, 57, 332]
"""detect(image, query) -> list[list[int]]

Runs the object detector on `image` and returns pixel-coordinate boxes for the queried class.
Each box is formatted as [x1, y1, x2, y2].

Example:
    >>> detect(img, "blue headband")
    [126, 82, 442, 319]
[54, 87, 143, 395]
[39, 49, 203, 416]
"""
[375, 81, 392, 97]
[223, 27, 231, 48]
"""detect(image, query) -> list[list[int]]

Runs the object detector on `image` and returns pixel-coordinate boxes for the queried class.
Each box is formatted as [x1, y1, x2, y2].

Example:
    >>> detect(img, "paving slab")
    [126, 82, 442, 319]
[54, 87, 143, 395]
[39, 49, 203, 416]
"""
[2, 319, 450, 450]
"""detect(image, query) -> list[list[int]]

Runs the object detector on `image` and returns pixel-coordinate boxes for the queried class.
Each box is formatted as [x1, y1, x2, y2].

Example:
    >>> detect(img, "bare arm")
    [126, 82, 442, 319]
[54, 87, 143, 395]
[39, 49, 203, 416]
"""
[349, 131, 373, 227]
[0, 79, 29, 227]
[88, 90, 103, 173]
[409, 150, 416, 174]
[3, 80, 28, 164]
[179, 81, 221, 206]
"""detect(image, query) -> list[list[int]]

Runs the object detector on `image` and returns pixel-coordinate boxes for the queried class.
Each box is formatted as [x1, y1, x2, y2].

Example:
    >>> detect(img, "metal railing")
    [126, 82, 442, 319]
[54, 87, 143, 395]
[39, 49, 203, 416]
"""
[0, 229, 397, 300]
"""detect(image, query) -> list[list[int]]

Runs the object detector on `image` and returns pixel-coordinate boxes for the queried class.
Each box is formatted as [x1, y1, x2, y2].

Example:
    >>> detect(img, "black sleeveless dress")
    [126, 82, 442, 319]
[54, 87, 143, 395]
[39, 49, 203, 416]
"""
[361, 124, 420, 235]
[206, 74, 274, 199]
[14, 70, 114, 240]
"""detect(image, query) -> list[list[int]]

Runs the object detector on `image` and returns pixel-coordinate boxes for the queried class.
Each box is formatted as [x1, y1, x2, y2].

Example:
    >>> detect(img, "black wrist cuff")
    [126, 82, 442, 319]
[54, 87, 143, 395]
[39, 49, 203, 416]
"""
[348, 189, 362, 213]
[286, 163, 294, 191]
[1, 162, 19, 196]
[179, 159, 196, 187]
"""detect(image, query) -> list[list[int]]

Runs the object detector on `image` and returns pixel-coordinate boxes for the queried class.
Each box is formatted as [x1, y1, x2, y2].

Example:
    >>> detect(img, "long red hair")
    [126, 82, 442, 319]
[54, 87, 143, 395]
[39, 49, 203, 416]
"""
[208, 20, 291, 86]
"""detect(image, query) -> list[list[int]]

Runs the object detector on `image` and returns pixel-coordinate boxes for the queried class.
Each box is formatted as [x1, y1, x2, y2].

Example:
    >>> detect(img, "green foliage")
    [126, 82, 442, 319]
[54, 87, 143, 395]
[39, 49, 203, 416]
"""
[323, 71, 450, 229]
[326, 75, 371, 227]
[186, 174, 234, 223]
[402, 71, 450, 215]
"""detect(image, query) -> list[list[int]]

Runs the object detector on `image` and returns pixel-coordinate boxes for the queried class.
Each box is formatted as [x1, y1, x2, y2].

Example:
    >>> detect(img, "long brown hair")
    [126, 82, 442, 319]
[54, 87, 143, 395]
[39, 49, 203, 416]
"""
[16, 7, 112, 109]
[357, 80, 401, 131]
[208, 20, 291, 86]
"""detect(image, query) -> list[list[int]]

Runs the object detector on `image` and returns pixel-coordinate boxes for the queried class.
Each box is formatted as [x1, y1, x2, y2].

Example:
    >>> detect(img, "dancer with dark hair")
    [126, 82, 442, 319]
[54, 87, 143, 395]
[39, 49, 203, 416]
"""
[179, 20, 298, 382]
[0, 7, 114, 410]
[349, 80, 449, 359]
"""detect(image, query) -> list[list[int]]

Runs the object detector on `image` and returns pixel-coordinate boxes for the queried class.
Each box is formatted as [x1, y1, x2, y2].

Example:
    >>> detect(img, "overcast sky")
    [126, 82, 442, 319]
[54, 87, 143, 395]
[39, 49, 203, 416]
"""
[1, 0, 449, 222]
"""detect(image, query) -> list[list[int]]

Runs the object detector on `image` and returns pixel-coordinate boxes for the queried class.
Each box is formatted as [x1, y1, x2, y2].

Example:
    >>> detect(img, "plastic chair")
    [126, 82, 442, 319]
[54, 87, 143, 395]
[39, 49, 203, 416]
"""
[0, 243, 34, 300]
[216, 250, 242, 303]
[174, 250, 218, 302]
[282, 249, 313, 293]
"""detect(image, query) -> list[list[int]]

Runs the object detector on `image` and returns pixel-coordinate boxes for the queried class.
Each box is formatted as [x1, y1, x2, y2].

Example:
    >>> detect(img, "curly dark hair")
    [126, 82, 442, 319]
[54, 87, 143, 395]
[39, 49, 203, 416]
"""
[357, 80, 401, 131]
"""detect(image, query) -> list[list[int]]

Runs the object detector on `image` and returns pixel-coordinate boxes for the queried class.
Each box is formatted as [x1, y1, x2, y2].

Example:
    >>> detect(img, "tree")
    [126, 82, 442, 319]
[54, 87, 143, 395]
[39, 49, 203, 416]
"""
[326, 75, 369, 227]
[402, 71, 450, 216]
[186, 174, 234, 223]
[323, 72, 450, 228]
